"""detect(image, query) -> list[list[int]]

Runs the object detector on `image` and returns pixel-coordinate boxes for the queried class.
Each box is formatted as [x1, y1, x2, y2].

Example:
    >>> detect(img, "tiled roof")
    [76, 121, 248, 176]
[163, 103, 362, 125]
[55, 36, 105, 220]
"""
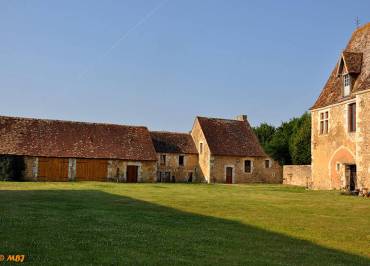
[0, 116, 157, 161]
[341, 52, 363, 74]
[196, 116, 266, 157]
[312, 23, 370, 109]
[150, 131, 198, 154]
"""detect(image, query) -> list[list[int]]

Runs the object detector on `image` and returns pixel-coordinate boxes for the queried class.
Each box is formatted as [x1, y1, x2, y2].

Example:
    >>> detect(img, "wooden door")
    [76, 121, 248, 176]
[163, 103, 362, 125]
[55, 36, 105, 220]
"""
[38, 158, 69, 181]
[349, 165, 357, 191]
[226, 167, 233, 184]
[76, 159, 108, 181]
[126, 165, 138, 183]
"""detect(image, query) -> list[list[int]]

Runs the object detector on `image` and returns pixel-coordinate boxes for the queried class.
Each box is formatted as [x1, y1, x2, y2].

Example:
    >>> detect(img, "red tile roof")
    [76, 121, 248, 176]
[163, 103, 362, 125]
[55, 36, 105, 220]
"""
[312, 23, 370, 110]
[150, 131, 198, 154]
[0, 116, 157, 161]
[196, 116, 266, 157]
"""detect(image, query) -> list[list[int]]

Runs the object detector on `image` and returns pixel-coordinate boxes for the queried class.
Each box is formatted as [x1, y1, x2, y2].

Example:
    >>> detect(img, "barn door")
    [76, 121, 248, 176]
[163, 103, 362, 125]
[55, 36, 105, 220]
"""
[38, 158, 69, 181]
[76, 159, 108, 181]
[126, 165, 138, 183]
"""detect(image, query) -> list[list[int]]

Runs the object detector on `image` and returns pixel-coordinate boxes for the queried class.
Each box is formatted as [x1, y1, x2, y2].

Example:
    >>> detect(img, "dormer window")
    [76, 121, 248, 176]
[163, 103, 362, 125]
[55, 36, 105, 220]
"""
[343, 74, 351, 97]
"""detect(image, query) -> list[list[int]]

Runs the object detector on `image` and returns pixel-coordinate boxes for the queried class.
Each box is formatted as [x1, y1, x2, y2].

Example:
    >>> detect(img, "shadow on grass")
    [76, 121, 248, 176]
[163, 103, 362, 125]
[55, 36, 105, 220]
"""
[0, 189, 368, 265]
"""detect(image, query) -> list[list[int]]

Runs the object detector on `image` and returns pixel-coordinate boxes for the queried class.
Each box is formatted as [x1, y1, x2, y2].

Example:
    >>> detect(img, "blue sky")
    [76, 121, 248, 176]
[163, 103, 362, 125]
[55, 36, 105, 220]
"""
[0, 0, 369, 131]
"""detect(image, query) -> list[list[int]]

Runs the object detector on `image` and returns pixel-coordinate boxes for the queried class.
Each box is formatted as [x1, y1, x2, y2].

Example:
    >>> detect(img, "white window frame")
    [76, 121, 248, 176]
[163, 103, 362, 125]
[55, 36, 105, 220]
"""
[343, 74, 351, 97]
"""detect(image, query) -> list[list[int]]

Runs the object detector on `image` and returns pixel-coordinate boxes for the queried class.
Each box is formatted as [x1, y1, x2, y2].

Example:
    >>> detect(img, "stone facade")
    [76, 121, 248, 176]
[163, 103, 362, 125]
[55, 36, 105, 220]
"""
[107, 160, 157, 182]
[191, 116, 282, 184]
[23, 156, 156, 182]
[283, 165, 312, 187]
[210, 155, 282, 184]
[155, 153, 199, 182]
[190, 119, 210, 182]
[311, 102, 357, 190]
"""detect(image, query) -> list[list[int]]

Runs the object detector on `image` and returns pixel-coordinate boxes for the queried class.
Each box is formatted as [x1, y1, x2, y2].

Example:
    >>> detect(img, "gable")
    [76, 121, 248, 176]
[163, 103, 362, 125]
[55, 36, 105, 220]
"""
[196, 116, 266, 157]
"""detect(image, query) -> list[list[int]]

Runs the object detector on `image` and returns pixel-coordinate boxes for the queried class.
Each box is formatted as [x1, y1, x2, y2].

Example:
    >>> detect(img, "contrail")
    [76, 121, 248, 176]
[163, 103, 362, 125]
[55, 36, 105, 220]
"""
[78, 0, 169, 80]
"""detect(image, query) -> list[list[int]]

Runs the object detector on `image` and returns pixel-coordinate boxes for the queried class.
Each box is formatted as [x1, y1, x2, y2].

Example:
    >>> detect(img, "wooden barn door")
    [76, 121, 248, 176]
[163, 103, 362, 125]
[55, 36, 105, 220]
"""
[126, 165, 138, 183]
[38, 158, 69, 181]
[76, 159, 108, 181]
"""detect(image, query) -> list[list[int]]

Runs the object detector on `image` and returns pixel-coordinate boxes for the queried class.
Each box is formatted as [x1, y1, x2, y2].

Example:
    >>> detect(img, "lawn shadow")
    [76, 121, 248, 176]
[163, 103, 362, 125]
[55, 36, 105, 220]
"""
[0, 189, 368, 265]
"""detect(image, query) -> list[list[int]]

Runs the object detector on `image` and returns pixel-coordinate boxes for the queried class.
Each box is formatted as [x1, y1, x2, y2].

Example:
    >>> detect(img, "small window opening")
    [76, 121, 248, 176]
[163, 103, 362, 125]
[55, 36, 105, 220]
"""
[179, 155, 184, 166]
[244, 160, 252, 173]
[160, 154, 166, 166]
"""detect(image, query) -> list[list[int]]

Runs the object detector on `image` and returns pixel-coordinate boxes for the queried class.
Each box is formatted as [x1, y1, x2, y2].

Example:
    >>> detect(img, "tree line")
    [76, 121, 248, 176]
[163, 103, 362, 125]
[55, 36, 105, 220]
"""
[253, 112, 311, 166]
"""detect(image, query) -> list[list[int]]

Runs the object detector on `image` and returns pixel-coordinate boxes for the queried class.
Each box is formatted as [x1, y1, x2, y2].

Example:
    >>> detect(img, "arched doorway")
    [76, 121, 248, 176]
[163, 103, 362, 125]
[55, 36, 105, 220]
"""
[329, 146, 355, 190]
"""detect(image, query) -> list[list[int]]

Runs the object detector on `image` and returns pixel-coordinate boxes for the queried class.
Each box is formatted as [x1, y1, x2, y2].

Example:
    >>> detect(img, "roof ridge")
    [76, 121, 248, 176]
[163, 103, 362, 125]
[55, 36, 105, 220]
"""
[0, 115, 147, 129]
[150, 130, 190, 135]
[197, 116, 243, 122]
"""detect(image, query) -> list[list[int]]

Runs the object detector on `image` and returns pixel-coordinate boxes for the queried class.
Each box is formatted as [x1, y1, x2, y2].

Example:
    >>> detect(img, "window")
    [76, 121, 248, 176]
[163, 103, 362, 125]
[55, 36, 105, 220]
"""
[343, 74, 351, 97]
[348, 103, 356, 132]
[160, 154, 166, 166]
[179, 155, 184, 166]
[199, 142, 203, 154]
[319, 111, 329, 135]
[244, 160, 252, 173]
[264, 159, 271, 168]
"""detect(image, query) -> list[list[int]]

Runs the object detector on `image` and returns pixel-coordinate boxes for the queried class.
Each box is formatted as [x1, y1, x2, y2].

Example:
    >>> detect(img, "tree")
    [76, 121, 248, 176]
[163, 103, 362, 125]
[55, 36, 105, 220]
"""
[290, 113, 311, 165]
[253, 123, 276, 151]
[253, 112, 311, 166]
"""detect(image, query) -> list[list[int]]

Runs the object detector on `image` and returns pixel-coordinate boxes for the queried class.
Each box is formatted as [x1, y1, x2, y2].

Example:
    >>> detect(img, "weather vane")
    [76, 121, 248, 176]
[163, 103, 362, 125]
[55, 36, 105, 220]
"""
[355, 17, 361, 29]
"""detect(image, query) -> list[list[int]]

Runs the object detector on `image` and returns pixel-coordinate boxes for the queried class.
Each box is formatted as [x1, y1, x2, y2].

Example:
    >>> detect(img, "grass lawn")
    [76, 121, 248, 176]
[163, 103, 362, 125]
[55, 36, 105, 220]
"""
[0, 182, 369, 265]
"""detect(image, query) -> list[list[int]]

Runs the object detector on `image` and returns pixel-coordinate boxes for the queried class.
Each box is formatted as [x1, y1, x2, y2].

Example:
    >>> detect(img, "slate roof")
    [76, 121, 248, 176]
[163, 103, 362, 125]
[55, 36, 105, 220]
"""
[150, 131, 198, 154]
[196, 116, 266, 157]
[0, 116, 157, 161]
[312, 23, 370, 110]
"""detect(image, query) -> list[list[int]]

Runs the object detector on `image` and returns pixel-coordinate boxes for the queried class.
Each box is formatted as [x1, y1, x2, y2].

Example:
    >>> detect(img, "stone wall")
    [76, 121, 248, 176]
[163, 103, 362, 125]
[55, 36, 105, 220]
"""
[311, 102, 356, 190]
[107, 160, 156, 182]
[24, 156, 37, 181]
[283, 165, 312, 187]
[155, 153, 199, 182]
[355, 90, 370, 190]
[24, 156, 156, 182]
[190, 119, 209, 182]
[210, 155, 282, 184]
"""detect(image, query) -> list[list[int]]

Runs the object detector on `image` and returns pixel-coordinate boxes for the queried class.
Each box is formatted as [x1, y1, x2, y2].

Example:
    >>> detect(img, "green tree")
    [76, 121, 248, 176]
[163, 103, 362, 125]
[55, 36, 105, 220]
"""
[254, 112, 311, 166]
[290, 113, 311, 165]
[253, 123, 276, 151]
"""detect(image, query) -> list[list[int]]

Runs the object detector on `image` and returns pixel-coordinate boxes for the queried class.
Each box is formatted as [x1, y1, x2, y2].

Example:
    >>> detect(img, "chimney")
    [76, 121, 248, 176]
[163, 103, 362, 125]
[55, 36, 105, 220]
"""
[235, 114, 248, 122]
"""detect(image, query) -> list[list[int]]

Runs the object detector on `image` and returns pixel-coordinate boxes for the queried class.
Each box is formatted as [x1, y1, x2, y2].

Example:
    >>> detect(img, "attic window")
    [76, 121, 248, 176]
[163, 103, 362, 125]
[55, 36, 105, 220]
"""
[343, 74, 351, 97]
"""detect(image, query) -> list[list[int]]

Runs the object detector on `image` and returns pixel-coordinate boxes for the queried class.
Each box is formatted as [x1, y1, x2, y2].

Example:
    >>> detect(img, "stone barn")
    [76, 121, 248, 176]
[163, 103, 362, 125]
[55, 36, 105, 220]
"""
[0, 116, 157, 182]
[190, 115, 282, 184]
[150, 131, 199, 182]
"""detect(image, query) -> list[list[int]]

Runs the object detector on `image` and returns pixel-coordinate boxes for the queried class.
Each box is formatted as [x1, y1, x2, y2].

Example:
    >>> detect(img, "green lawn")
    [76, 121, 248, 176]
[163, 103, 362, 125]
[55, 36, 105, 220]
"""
[0, 182, 369, 265]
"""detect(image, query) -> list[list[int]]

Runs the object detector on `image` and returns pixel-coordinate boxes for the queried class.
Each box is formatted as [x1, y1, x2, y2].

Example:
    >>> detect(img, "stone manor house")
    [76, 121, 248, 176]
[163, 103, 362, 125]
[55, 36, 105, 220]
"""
[0, 114, 281, 183]
[311, 23, 370, 192]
